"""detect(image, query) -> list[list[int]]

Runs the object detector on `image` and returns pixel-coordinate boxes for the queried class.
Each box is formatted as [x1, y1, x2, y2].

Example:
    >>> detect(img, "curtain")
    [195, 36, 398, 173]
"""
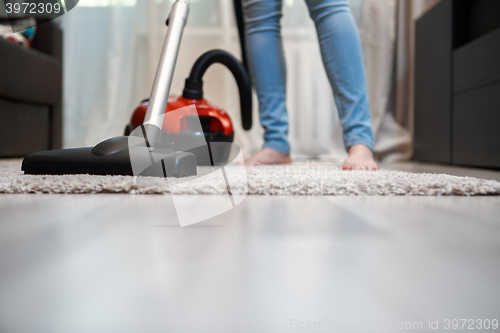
[393, 0, 435, 133]
[62, 0, 169, 148]
[61, 0, 432, 162]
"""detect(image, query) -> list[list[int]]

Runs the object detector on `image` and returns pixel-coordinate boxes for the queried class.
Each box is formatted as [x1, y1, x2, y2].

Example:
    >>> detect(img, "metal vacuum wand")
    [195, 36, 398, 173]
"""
[143, 0, 190, 134]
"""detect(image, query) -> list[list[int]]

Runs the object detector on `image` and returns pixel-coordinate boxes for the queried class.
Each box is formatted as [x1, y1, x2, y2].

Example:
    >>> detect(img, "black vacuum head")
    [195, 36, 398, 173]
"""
[22, 135, 197, 177]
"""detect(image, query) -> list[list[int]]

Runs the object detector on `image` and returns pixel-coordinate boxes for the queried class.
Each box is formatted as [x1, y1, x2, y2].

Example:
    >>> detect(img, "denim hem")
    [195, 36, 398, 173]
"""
[263, 141, 290, 155]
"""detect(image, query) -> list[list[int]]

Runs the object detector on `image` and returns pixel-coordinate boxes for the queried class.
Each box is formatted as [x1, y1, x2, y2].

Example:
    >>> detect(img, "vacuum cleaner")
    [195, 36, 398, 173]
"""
[124, 49, 252, 166]
[22, 0, 252, 177]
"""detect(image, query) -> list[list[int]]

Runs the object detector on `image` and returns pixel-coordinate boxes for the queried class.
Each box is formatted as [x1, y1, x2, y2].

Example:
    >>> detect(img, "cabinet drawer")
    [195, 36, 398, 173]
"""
[453, 82, 500, 168]
[454, 27, 500, 94]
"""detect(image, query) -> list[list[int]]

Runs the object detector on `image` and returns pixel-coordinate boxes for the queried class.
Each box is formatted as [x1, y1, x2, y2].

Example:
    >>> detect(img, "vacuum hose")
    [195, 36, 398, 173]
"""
[182, 49, 253, 131]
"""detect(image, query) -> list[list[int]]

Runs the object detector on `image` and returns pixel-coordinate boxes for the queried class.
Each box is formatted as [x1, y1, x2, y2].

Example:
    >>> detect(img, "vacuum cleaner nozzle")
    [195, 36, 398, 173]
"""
[22, 126, 197, 177]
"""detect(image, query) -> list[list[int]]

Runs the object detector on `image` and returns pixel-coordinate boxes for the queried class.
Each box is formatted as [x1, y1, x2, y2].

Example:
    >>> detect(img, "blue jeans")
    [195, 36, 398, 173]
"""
[243, 0, 375, 154]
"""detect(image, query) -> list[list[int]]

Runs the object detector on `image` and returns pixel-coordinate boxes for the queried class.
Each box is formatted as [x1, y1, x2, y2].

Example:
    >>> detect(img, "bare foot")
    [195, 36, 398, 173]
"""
[244, 147, 291, 165]
[343, 144, 378, 170]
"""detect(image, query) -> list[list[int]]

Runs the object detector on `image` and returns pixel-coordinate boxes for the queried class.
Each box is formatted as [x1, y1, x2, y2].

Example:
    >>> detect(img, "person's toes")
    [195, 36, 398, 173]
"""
[342, 158, 356, 170]
[343, 158, 379, 171]
[343, 163, 353, 170]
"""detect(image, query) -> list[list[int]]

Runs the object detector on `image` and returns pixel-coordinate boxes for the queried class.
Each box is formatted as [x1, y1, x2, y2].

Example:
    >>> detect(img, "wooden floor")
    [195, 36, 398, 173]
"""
[1, 161, 499, 332]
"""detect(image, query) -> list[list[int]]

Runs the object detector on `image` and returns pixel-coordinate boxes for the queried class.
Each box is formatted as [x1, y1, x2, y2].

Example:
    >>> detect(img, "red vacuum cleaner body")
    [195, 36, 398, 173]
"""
[125, 49, 252, 157]
[127, 96, 235, 144]
[122, 49, 252, 166]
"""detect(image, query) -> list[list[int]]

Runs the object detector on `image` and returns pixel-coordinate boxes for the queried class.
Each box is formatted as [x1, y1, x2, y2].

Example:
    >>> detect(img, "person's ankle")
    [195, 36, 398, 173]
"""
[348, 144, 373, 154]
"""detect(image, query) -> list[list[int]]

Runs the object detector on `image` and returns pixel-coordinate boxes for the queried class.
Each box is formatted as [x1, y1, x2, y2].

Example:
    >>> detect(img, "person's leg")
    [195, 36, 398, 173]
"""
[305, 0, 377, 170]
[242, 0, 291, 165]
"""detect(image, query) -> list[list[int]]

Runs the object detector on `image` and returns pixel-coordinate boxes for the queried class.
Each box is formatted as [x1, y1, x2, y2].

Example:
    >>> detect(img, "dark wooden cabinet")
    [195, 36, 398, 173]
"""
[414, 0, 453, 164]
[414, 0, 500, 169]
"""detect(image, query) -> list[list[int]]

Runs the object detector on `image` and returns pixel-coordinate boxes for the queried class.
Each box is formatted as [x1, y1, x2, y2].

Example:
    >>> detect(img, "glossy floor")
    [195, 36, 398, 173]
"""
[0, 162, 499, 333]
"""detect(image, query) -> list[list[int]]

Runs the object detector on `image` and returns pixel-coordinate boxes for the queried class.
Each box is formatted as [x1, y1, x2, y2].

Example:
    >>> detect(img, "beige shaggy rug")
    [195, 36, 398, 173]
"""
[0, 159, 499, 196]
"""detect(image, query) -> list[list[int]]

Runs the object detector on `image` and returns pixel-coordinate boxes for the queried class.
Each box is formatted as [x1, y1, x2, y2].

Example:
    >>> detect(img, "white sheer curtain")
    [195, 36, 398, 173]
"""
[62, 0, 428, 161]
[62, 0, 169, 148]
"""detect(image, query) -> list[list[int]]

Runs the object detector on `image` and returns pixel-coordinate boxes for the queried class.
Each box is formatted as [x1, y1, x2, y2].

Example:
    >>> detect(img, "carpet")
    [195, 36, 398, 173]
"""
[1, 160, 499, 196]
